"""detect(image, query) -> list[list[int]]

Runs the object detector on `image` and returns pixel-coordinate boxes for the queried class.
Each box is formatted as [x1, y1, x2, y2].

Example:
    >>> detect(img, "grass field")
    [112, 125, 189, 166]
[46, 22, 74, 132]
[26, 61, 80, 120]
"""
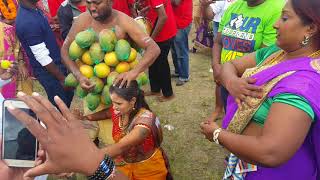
[36, 30, 228, 180]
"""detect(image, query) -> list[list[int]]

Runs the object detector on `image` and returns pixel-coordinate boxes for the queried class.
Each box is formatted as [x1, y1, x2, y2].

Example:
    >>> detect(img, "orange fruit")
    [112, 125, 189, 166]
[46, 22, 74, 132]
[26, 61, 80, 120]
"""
[115, 62, 130, 73]
[79, 65, 94, 78]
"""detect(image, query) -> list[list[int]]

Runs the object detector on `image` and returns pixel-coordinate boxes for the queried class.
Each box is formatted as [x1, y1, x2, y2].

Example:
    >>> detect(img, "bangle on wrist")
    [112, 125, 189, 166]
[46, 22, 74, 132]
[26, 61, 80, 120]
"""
[212, 128, 222, 145]
[87, 155, 116, 180]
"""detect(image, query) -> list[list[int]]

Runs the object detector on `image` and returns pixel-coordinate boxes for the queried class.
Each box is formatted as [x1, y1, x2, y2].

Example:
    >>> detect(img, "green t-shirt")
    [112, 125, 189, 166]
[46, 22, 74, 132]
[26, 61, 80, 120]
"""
[218, 0, 284, 64]
[252, 45, 315, 126]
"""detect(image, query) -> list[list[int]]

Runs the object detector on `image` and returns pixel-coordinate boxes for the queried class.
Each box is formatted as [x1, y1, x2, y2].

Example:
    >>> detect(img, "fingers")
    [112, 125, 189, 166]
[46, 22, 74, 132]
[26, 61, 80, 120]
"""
[246, 90, 263, 99]
[35, 158, 43, 166]
[113, 74, 123, 87]
[32, 92, 66, 125]
[81, 78, 95, 91]
[16, 92, 56, 128]
[24, 163, 52, 179]
[37, 148, 46, 163]
[54, 96, 74, 122]
[235, 98, 242, 108]
[246, 77, 257, 84]
[87, 81, 95, 89]
[238, 94, 246, 102]
[113, 73, 128, 88]
[119, 78, 127, 88]
[8, 104, 48, 145]
[118, 73, 128, 88]
[125, 79, 132, 88]
[200, 122, 206, 129]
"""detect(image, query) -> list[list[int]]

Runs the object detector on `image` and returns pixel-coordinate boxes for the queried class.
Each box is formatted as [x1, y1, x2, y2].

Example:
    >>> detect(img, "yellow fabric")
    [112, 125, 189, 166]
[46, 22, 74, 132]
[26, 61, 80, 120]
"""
[83, 101, 114, 146]
[117, 148, 167, 180]
[0, 23, 4, 58]
[16, 77, 33, 95]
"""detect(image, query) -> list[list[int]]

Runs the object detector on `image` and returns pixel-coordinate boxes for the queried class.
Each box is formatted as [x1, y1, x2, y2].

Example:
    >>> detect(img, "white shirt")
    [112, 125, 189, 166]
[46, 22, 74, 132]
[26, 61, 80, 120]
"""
[210, 0, 235, 23]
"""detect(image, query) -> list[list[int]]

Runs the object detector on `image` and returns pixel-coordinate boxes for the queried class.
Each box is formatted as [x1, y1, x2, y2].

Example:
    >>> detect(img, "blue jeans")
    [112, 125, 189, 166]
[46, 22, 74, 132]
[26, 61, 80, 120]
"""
[213, 21, 220, 38]
[171, 24, 192, 80]
[33, 64, 74, 108]
[220, 85, 229, 111]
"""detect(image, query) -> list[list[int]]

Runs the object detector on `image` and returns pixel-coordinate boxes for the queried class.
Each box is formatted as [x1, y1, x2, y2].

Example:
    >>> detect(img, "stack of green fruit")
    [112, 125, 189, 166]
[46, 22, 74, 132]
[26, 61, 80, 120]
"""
[65, 28, 149, 111]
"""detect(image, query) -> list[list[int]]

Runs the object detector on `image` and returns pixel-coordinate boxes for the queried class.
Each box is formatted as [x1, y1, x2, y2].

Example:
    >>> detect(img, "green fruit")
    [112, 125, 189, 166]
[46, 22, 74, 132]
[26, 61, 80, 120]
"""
[64, 73, 79, 87]
[89, 42, 105, 64]
[99, 29, 117, 53]
[69, 41, 85, 60]
[137, 72, 149, 86]
[86, 93, 101, 111]
[107, 71, 119, 86]
[89, 76, 104, 94]
[115, 39, 131, 61]
[101, 85, 112, 107]
[75, 28, 96, 48]
[131, 43, 143, 55]
[75, 85, 88, 98]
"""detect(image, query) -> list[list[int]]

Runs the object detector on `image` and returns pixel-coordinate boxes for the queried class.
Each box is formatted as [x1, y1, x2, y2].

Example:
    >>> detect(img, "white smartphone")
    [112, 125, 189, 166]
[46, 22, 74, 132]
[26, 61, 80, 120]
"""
[1, 99, 38, 167]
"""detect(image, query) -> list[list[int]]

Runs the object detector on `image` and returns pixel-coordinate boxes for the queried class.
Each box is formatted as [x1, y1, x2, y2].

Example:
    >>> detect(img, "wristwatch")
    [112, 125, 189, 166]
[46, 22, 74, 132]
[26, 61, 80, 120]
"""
[87, 155, 115, 180]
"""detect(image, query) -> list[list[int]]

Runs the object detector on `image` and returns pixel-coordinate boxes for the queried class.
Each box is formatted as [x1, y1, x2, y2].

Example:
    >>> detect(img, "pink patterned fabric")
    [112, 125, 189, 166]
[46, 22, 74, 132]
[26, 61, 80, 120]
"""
[0, 22, 16, 98]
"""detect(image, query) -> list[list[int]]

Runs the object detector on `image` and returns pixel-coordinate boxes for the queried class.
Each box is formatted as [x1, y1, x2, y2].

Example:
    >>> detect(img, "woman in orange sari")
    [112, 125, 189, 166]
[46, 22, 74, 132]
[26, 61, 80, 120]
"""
[79, 81, 170, 180]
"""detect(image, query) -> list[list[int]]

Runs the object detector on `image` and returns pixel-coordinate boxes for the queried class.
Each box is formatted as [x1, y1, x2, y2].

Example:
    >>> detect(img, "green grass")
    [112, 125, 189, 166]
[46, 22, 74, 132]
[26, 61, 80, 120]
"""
[36, 29, 228, 180]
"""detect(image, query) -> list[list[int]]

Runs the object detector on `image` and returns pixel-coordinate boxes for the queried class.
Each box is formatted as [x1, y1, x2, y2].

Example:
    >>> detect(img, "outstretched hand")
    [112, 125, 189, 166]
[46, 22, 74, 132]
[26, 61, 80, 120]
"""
[8, 92, 104, 179]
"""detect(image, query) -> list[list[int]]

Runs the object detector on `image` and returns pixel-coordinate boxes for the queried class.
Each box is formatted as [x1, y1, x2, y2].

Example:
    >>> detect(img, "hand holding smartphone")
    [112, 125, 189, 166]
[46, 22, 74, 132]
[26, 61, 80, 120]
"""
[1, 99, 38, 167]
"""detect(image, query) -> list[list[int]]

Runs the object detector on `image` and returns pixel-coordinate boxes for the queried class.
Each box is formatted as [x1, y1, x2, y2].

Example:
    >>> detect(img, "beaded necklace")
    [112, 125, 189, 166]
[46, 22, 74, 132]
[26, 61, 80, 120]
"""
[119, 115, 129, 135]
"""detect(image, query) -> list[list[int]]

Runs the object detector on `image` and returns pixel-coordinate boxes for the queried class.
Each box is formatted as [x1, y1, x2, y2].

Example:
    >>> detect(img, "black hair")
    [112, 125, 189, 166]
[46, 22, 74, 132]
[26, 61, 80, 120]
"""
[291, 0, 320, 29]
[109, 80, 151, 122]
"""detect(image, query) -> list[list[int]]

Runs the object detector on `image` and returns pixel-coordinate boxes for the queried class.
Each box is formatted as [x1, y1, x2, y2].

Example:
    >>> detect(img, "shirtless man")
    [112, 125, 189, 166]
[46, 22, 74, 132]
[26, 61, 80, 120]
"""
[61, 0, 160, 90]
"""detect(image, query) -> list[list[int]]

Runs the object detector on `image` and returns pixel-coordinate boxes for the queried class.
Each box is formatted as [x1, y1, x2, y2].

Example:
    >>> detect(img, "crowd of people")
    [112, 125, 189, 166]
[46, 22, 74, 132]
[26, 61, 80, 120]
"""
[1, 0, 320, 179]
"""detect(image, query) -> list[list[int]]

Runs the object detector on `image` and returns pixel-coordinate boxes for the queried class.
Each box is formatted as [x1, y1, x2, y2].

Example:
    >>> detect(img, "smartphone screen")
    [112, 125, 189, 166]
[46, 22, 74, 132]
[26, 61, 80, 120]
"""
[2, 107, 37, 161]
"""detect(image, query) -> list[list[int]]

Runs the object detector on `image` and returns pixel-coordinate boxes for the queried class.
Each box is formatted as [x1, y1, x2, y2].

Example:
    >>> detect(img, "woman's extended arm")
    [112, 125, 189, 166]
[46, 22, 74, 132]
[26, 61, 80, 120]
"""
[85, 109, 112, 121]
[102, 126, 150, 158]
[201, 103, 312, 167]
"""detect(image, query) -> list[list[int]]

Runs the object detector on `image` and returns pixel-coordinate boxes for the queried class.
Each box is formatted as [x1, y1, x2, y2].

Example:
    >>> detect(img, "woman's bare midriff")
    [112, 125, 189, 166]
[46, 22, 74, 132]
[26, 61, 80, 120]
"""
[123, 148, 157, 163]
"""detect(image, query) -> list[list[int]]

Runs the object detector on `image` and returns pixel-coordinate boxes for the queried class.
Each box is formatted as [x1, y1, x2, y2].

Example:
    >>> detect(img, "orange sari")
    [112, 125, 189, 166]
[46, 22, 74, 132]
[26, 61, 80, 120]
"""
[111, 107, 168, 180]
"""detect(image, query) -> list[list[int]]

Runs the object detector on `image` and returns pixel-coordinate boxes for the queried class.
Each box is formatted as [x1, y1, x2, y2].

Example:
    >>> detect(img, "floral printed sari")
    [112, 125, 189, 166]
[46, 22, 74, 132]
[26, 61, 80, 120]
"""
[0, 22, 16, 98]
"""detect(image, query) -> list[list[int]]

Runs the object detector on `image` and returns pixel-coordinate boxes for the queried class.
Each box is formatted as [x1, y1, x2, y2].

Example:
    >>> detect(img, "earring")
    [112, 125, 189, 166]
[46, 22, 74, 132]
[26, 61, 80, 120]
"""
[132, 107, 136, 110]
[301, 35, 310, 46]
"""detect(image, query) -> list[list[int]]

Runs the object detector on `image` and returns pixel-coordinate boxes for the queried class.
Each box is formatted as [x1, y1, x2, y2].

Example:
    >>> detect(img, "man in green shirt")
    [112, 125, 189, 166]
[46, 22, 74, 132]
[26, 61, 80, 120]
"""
[210, 0, 285, 119]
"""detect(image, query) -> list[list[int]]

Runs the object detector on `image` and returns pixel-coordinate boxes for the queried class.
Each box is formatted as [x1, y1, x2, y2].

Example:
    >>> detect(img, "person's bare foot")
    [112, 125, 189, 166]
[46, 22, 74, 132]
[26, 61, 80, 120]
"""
[144, 91, 161, 96]
[158, 95, 175, 102]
